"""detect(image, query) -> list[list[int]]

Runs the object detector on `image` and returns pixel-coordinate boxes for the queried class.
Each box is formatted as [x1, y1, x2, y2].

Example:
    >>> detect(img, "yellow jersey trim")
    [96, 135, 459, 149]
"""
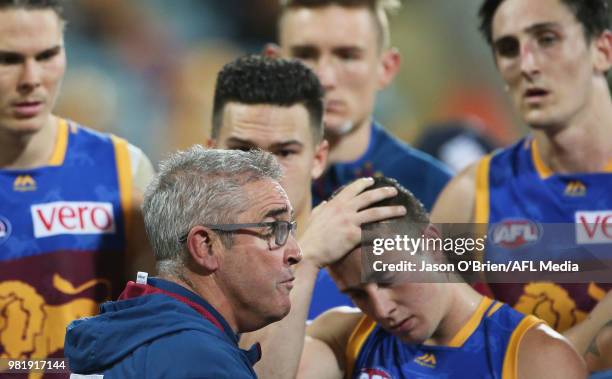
[501, 315, 542, 379]
[487, 301, 504, 317]
[532, 139, 612, 177]
[111, 135, 133, 239]
[531, 139, 554, 179]
[48, 118, 69, 166]
[447, 297, 493, 347]
[345, 315, 377, 379]
[475, 155, 492, 225]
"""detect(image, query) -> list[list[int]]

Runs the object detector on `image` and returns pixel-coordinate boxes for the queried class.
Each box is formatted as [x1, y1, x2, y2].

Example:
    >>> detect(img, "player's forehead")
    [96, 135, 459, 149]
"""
[329, 248, 363, 286]
[220, 102, 313, 146]
[279, 5, 378, 49]
[492, 0, 578, 40]
[0, 8, 63, 52]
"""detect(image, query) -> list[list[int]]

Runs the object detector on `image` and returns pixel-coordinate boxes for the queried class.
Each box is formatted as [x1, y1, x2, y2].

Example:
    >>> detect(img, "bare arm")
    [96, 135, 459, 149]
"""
[240, 178, 406, 379]
[518, 324, 588, 379]
[584, 320, 612, 372]
[298, 308, 363, 379]
[430, 162, 478, 224]
[562, 289, 612, 372]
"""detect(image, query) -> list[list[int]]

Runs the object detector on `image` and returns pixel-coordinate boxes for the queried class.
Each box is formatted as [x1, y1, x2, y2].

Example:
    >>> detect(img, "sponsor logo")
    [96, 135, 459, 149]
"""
[489, 219, 542, 248]
[564, 180, 586, 197]
[0, 215, 11, 245]
[31, 201, 115, 238]
[13, 175, 37, 192]
[576, 211, 612, 244]
[414, 353, 437, 368]
[357, 367, 392, 379]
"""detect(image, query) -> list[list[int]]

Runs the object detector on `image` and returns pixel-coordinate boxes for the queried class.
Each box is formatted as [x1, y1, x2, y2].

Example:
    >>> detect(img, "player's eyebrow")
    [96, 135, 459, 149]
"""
[494, 22, 561, 45]
[525, 22, 561, 34]
[225, 137, 259, 148]
[0, 45, 62, 62]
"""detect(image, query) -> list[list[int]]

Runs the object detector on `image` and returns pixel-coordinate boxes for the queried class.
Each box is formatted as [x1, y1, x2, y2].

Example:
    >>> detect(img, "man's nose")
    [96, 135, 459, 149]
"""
[369, 288, 396, 320]
[313, 57, 338, 90]
[519, 41, 541, 78]
[18, 59, 42, 94]
[284, 235, 302, 266]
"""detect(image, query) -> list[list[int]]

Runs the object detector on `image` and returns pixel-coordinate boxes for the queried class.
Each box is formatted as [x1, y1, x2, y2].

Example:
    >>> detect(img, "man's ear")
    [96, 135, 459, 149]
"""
[592, 30, 612, 74]
[311, 139, 329, 180]
[185, 226, 221, 273]
[377, 47, 401, 90]
[263, 43, 282, 58]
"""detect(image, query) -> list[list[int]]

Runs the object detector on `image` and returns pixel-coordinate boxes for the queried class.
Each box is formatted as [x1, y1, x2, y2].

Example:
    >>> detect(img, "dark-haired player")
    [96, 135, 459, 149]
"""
[207, 54, 407, 378]
[432, 0, 612, 371]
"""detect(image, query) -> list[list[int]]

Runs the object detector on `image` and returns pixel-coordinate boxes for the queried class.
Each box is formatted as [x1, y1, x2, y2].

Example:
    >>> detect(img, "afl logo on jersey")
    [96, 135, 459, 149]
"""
[357, 368, 392, 379]
[0, 215, 12, 245]
[489, 219, 542, 249]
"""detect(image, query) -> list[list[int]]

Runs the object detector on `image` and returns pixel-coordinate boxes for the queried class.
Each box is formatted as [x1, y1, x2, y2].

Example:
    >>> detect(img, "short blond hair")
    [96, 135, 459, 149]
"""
[279, 0, 401, 49]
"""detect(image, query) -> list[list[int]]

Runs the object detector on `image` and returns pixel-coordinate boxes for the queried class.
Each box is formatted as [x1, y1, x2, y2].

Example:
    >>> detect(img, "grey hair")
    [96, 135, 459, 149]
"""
[142, 146, 283, 275]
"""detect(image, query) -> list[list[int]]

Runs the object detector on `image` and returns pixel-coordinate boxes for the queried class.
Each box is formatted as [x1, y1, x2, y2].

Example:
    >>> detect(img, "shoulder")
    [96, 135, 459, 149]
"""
[374, 125, 451, 176]
[430, 161, 480, 223]
[517, 323, 587, 379]
[125, 142, 155, 192]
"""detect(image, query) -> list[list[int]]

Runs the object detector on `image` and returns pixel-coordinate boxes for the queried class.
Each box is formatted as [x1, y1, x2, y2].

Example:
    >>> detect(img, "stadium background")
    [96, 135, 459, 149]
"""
[53, 0, 608, 165]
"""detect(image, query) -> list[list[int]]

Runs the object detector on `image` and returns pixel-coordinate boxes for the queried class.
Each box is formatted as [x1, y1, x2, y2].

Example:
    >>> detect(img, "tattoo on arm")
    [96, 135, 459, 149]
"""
[586, 320, 612, 357]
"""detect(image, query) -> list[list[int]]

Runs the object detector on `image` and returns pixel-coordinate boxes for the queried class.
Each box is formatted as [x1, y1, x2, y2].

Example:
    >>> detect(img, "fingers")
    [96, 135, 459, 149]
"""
[353, 186, 399, 211]
[331, 177, 375, 201]
[356, 205, 407, 225]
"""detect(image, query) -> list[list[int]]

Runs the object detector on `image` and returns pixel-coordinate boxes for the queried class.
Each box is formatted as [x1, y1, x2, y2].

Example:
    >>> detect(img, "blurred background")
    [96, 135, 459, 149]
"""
[55, 0, 540, 170]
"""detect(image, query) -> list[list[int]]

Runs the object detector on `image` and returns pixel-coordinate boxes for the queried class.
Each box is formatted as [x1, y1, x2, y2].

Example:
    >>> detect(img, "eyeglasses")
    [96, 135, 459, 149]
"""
[179, 220, 297, 248]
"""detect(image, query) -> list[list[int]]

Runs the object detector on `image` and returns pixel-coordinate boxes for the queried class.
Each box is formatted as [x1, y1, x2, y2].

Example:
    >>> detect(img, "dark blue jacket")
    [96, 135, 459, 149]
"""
[65, 278, 260, 378]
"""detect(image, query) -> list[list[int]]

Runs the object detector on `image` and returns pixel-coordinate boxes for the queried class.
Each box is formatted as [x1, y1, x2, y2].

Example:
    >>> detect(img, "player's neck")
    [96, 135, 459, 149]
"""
[326, 118, 371, 164]
[533, 95, 612, 174]
[0, 115, 59, 170]
[428, 284, 483, 346]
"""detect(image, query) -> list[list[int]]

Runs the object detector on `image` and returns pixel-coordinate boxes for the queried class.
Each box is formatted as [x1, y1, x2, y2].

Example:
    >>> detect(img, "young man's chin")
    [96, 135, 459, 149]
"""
[324, 119, 356, 137]
[2, 118, 46, 136]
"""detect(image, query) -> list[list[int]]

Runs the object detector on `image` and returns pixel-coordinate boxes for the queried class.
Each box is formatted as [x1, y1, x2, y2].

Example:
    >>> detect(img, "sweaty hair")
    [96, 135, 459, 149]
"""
[211, 54, 324, 143]
[478, 0, 610, 45]
[278, 0, 401, 49]
[361, 176, 430, 231]
[0, 0, 64, 20]
[331, 175, 429, 232]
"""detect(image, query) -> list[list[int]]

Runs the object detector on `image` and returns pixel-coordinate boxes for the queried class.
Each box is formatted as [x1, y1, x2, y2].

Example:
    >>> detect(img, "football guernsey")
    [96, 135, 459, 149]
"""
[0, 118, 134, 369]
[346, 297, 541, 379]
[475, 136, 612, 332]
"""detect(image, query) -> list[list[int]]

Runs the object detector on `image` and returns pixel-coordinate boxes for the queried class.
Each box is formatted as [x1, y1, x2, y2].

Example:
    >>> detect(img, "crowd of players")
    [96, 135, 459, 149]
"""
[1, 0, 611, 378]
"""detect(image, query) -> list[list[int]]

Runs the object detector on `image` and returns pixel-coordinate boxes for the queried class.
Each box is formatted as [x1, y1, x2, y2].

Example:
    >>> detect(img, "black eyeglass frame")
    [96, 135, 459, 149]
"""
[179, 220, 297, 247]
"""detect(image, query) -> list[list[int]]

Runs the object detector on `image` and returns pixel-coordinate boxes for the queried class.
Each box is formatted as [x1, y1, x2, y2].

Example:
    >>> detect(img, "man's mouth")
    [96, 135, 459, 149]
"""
[12, 100, 44, 118]
[280, 277, 295, 291]
[389, 316, 415, 333]
[523, 88, 549, 99]
[325, 100, 344, 112]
